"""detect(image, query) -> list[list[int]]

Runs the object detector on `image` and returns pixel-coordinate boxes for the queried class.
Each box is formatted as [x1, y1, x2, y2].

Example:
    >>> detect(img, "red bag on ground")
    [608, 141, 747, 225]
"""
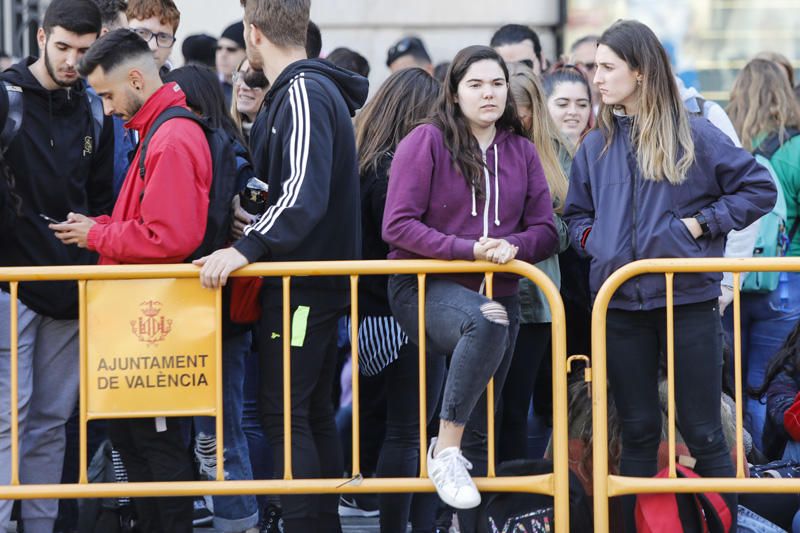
[783, 391, 800, 441]
[635, 464, 732, 533]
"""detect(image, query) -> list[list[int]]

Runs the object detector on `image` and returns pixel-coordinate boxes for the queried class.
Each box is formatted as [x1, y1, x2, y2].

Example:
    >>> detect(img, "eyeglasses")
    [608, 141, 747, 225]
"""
[233, 69, 268, 89]
[131, 27, 175, 49]
[217, 45, 241, 53]
[517, 59, 535, 69]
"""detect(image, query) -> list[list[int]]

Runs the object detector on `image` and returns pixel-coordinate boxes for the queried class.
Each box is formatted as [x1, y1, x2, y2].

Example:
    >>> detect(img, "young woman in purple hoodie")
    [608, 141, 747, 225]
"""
[382, 45, 557, 514]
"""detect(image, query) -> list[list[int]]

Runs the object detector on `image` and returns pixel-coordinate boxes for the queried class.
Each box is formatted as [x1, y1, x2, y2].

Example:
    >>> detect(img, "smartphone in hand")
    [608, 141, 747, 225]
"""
[39, 213, 66, 224]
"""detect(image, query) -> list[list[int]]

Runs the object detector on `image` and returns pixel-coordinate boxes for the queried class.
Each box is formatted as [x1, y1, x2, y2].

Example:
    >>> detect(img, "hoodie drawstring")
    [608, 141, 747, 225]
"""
[471, 185, 477, 216]
[493, 144, 500, 226]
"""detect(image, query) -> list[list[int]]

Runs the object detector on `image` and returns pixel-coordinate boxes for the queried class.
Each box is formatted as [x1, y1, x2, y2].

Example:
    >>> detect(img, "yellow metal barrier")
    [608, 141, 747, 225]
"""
[1, 259, 570, 531]
[591, 257, 800, 532]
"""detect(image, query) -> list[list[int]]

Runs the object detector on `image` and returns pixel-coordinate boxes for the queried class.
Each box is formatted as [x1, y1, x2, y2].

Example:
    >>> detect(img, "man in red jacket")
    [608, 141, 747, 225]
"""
[51, 29, 211, 533]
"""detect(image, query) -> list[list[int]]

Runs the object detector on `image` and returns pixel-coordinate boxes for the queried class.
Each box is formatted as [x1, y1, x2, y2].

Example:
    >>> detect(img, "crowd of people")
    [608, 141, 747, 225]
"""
[1, 0, 800, 532]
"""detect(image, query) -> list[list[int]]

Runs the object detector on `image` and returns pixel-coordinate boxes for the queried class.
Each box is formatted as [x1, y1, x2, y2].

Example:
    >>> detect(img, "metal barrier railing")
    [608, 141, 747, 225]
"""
[591, 257, 800, 532]
[0, 259, 570, 531]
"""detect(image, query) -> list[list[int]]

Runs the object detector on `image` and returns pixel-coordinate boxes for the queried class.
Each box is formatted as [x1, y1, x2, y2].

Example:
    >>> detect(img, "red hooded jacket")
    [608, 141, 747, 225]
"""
[87, 83, 212, 265]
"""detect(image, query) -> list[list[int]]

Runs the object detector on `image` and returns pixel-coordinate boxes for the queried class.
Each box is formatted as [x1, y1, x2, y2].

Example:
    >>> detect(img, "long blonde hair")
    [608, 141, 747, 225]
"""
[727, 58, 800, 153]
[596, 20, 695, 184]
[508, 63, 570, 214]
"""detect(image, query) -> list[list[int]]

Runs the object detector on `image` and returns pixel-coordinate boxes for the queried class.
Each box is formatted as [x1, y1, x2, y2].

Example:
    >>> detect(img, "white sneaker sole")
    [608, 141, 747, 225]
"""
[338, 503, 380, 517]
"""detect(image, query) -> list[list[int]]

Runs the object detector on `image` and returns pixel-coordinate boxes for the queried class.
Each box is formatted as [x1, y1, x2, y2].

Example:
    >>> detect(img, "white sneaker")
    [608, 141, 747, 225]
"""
[427, 437, 481, 509]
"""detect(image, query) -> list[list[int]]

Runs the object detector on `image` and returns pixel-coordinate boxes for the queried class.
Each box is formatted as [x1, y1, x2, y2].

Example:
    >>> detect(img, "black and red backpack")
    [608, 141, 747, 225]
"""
[635, 464, 733, 533]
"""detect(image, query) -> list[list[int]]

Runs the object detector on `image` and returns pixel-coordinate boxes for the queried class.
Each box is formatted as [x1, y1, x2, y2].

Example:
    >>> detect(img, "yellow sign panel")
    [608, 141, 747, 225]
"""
[86, 278, 217, 417]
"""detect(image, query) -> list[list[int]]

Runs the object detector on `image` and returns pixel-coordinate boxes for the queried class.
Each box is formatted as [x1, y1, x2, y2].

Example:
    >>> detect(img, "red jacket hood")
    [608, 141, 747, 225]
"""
[126, 82, 188, 136]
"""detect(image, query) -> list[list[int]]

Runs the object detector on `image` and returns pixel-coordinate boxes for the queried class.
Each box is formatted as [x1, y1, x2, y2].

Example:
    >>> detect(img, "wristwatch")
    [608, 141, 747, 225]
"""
[693, 212, 710, 237]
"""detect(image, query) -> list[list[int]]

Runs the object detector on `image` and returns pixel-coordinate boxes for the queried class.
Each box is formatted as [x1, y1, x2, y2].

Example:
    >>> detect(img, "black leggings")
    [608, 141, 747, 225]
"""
[606, 299, 736, 532]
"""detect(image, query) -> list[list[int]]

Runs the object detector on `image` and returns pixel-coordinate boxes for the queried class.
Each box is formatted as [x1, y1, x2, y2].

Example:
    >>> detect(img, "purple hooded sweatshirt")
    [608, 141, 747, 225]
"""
[382, 123, 558, 297]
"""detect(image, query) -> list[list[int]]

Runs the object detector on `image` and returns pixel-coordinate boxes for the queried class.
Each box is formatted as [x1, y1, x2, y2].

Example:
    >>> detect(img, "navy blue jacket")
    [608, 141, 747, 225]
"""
[0, 58, 114, 318]
[564, 115, 776, 311]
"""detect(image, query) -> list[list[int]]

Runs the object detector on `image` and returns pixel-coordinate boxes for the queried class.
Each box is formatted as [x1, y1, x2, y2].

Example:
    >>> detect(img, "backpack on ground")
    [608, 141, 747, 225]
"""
[635, 464, 733, 533]
[137, 106, 238, 261]
[77, 440, 136, 533]
[740, 154, 789, 292]
[476, 459, 592, 533]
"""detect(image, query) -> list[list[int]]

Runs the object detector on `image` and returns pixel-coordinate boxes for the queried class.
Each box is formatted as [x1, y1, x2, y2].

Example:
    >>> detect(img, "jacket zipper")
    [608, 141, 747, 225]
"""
[629, 153, 644, 309]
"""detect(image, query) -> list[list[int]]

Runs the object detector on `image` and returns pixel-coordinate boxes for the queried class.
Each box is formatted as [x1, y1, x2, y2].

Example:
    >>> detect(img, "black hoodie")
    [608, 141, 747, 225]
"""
[234, 59, 368, 308]
[0, 58, 114, 319]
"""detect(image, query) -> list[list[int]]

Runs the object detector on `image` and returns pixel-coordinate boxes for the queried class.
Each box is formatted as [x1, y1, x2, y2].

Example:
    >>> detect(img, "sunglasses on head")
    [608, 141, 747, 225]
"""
[233, 69, 268, 89]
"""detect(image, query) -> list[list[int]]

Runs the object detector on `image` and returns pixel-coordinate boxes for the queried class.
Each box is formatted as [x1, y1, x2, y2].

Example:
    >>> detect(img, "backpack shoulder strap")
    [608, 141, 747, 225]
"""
[86, 90, 104, 151]
[138, 106, 207, 179]
[1, 81, 23, 153]
[754, 128, 800, 160]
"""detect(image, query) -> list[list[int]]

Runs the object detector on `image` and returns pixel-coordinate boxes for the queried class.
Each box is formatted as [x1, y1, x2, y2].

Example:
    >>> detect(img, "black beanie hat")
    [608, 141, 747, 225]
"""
[220, 21, 246, 50]
[182, 34, 217, 68]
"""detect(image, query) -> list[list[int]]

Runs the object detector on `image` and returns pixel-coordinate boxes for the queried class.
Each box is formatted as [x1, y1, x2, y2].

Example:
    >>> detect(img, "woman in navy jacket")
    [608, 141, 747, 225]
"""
[563, 20, 776, 532]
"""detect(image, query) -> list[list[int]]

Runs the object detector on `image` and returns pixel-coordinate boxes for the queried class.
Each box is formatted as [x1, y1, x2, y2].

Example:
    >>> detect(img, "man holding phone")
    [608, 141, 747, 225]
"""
[0, 1, 113, 531]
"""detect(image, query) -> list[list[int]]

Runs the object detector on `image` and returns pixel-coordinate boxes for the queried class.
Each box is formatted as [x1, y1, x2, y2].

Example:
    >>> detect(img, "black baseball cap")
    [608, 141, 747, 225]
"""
[386, 36, 431, 67]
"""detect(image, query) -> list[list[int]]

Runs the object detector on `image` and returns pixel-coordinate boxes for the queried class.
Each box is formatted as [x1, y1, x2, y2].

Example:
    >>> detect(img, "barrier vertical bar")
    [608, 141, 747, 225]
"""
[418, 274, 428, 478]
[9, 282, 19, 485]
[215, 287, 224, 482]
[485, 272, 496, 478]
[549, 279, 569, 532]
[665, 273, 676, 478]
[78, 280, 88, 484]
[592, 287, 610, 532]
[282, 276, 293, 479]
[350, 275, 361, 477]
[732, 273, 745, 477]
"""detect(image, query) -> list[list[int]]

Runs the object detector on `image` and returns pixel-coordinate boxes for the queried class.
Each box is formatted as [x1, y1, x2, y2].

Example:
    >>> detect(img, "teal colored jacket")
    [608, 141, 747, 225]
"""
[518, 145, 573, 324]
[518, 214, 571, 324]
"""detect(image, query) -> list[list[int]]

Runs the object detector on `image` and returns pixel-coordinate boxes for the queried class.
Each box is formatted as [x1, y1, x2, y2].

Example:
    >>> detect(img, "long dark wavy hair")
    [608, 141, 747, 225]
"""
[162, 65, 247, 149]
[355, 67, 439, 177]
[428, 45, 525, 196]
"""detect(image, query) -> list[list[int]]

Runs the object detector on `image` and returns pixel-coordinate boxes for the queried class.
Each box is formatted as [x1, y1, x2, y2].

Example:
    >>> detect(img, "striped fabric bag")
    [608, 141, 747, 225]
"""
[346, 315, 408, 376]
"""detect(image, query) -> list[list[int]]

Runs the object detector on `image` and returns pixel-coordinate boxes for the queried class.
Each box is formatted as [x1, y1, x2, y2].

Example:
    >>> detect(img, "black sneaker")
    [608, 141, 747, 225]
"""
[338, 494, 379, 518]
[259, 504, 284, 533]
[192, 496, 214, 527]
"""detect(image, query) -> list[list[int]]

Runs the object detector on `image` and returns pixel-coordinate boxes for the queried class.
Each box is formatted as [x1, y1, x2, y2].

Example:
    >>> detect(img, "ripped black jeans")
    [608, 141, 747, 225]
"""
[388, 275, 520, 428]
[386, 275, 520, 533]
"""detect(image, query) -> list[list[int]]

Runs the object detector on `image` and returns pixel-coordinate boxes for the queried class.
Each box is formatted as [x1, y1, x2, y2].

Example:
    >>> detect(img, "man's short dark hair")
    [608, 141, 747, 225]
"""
[306, 20, 322, 58]
[43, 0, 103, 36]
[90, 0, 129, 28]
[78, 28, 153, 77]
[326, 47, 369, 78]
[490, 24, 542, 58]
